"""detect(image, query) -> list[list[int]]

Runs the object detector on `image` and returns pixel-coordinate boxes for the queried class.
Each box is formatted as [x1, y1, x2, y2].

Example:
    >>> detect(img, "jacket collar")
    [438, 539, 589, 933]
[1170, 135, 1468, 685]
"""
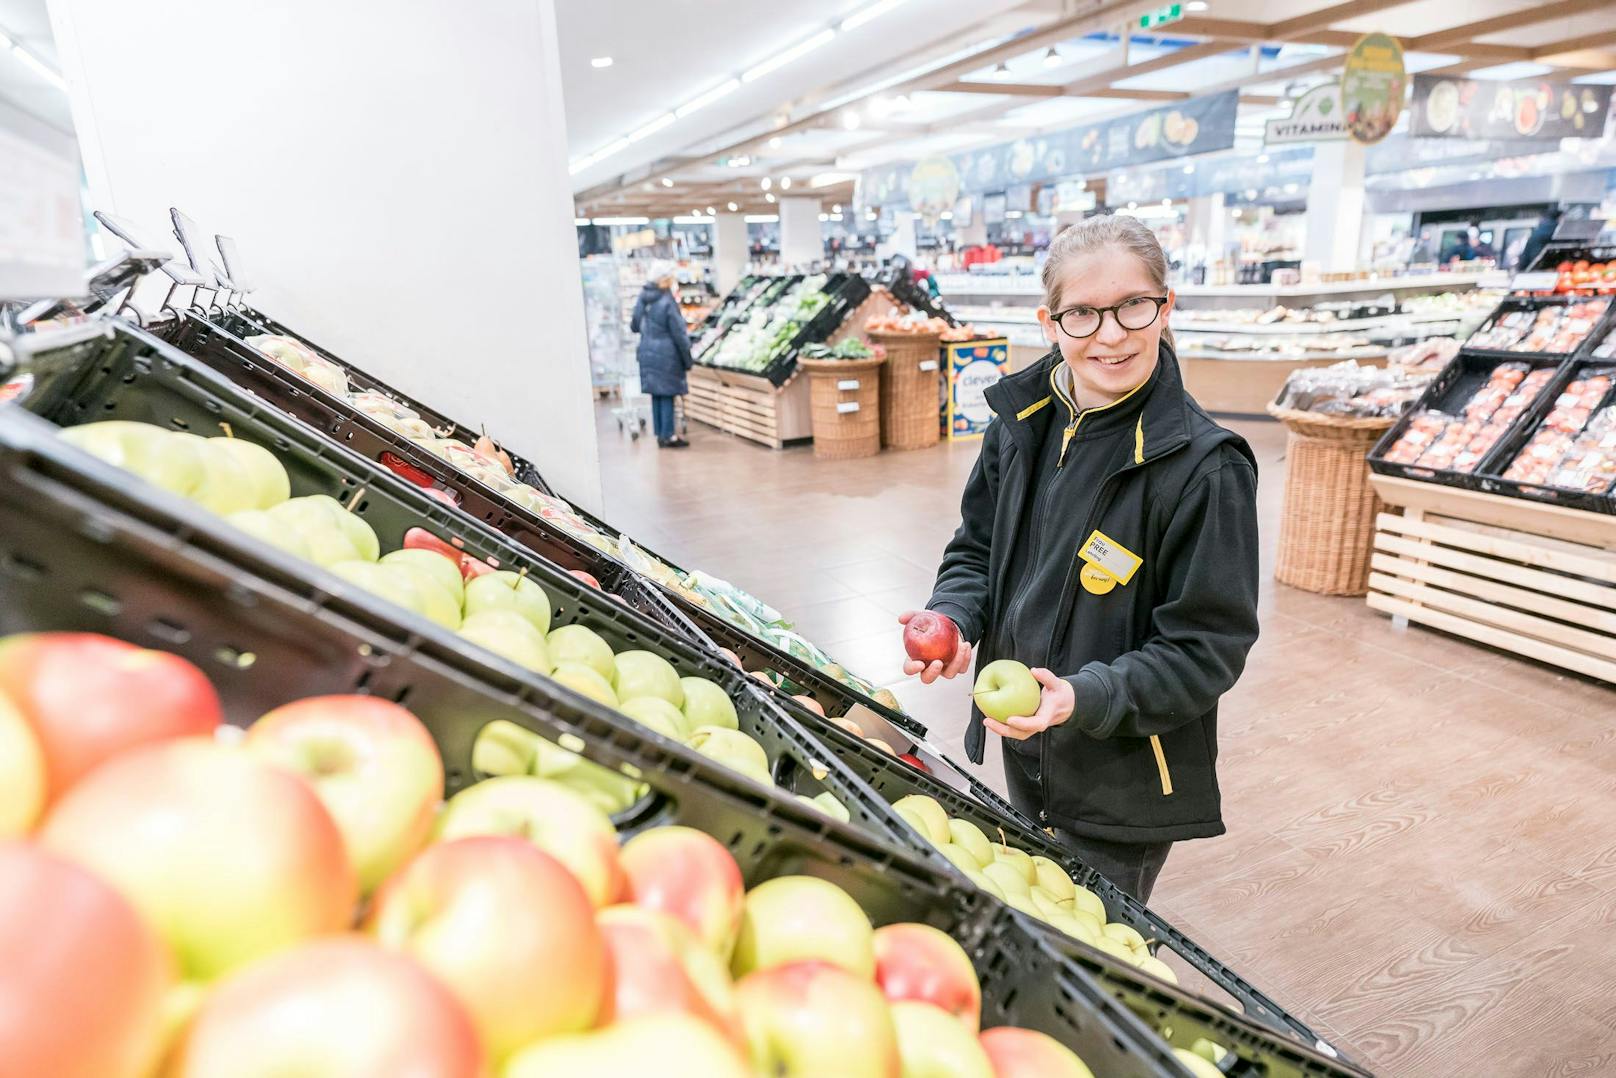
[985, 340, 1193, 464]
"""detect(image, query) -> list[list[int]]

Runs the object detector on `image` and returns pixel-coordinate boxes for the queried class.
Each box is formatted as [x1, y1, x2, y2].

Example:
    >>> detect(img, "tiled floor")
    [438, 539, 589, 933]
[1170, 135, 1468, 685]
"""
[593, 402, 1616, 1076]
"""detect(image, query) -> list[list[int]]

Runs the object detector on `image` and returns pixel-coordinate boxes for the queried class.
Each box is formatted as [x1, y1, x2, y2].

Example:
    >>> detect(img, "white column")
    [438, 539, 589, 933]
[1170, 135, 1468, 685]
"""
[880, 212, 918, 261]
[48, 0, 603, 513]
[1303, 140, 1367, 276]
[777, 196, 823, 269]
[711, 212, 748, 293]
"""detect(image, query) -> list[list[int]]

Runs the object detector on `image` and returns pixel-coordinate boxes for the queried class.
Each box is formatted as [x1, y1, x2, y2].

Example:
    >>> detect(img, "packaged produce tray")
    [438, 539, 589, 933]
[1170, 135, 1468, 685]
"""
[1461, 294, 1612, 359]
[1478, 358, 1616, 514]
[767, 695, 1360, 1074]
[0, 396, 1193, 1078]
[209, 306, 555, 495]
[1368, 350, 1567, 491]
[156, 310, 939, 740]
[3, 321, 929, 852]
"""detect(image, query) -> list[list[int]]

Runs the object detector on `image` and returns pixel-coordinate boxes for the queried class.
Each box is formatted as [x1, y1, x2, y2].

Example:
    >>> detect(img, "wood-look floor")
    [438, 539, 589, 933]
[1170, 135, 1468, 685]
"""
[593, 403, 1616, 1076]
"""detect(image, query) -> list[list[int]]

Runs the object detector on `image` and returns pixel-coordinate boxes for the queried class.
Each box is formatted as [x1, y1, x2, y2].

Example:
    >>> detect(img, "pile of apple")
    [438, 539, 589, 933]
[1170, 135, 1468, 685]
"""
[0, 631, 1104, 1077]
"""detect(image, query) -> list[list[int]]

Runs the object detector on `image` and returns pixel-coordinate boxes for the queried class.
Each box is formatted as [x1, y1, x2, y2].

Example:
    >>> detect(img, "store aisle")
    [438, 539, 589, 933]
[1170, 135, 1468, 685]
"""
[594, 404, 1616, 1075]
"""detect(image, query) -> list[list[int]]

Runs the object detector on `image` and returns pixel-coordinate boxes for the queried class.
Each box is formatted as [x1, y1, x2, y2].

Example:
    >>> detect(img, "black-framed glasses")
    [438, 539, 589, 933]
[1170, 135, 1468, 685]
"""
[1051, 295, 1168, 339]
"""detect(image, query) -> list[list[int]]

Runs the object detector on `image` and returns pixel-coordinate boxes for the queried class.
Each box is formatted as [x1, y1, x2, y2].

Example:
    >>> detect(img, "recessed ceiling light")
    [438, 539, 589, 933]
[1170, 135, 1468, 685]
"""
[843, 110, 862, 130]
[832, 204, 842, 213]
[1186, 0, 1208, 10]
[590, 56, 613, 68]
[728, 201, 739, 211]
[1043, 47, 1061, 69]
[765, 193, 776, 203]
[768, 135, 783, 148]
[761, 177, 772, 191]
[661, 177, 674, 187]
[1128, 201, 1138, 209]
[707, 205, 718, 215]
[780, 177, 792, 190]
[819, 212, 829, 222]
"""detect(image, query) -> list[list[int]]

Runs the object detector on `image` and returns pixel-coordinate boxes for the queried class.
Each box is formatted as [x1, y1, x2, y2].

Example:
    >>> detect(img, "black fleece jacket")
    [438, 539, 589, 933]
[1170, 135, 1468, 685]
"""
[926, 343, 1260, 843]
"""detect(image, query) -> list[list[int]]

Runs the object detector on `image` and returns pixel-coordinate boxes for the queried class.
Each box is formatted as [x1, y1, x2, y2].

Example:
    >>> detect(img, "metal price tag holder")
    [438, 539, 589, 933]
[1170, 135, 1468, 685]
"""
[92, 211, 208, 319]
[12, 249, 174, 329]
[169, 207, 232, 313]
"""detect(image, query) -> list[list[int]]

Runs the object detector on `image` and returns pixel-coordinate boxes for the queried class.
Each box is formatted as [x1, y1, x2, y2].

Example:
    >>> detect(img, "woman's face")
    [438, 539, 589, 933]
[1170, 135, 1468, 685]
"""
[1037, 247, 1173, 408]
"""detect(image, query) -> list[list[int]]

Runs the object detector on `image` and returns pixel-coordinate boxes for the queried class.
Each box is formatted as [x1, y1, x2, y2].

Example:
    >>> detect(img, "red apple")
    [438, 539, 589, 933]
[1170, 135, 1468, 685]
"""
[0, 633, 222, 803]
[569, 568, 602, 589]
[402, 526, 462, 562]
[718, 647, 743, 668]
[41, 738, 356, 981]
[903, 612, 961, 665]
[898, 753, 930, 772]
[874, 923, 982, 1030]
[366, 836, 609, 1062]
[174, 936, 483, 1077]
[734, 960, 900, 1078]
[0, 843, 173, 1078]
[597, 904, 740, 1040]
[792, 695, 826, 716]
[731, 875, 875, 978]
[619, 825, 746, 960]
[245, 695, 443, 895]
[979, 1026, 1096, 1078]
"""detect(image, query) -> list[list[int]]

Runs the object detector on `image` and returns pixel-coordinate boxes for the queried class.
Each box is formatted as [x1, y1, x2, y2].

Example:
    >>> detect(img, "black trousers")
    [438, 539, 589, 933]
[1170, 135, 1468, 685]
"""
[1002, 746, 1172, 903]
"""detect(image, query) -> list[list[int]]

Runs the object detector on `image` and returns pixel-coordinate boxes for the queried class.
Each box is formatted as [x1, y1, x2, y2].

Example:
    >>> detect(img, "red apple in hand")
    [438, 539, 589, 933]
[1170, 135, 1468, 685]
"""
[903, 612, 961, 665]
[0, 633, 222, 804]
[0, 843, 174, 1078]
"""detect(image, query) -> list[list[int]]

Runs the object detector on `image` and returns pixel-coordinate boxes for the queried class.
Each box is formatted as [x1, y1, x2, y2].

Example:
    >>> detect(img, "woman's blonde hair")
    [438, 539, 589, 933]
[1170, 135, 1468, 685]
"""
[1041, 214, 1173, 346]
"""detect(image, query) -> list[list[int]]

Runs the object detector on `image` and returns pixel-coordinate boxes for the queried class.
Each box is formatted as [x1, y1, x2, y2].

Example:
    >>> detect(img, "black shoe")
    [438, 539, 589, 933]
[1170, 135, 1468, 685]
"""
[665, 437, 690, 449]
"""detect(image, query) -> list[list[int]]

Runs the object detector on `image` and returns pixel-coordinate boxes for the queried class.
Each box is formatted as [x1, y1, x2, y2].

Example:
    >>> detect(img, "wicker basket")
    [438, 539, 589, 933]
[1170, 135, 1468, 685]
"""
[800, 355, 887, 460]
[1267, 404, 1398, 596]
[868, 330, 944, 450]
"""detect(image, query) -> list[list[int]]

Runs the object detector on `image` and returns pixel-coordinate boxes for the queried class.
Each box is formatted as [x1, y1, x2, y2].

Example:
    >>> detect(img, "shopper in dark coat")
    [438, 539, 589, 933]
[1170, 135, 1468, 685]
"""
[631, 265, 693, 448]
[900, 215, 1260, 903]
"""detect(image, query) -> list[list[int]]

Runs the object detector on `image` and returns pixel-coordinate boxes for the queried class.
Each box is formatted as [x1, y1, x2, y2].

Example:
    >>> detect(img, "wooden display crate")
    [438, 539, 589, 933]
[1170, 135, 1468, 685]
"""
[1366, 475, 1616, 684]
[686, 365, 812, 449]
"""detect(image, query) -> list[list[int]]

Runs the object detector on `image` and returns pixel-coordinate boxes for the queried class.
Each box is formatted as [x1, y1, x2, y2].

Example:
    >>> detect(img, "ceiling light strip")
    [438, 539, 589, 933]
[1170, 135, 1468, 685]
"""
[742, 28, 837, 84]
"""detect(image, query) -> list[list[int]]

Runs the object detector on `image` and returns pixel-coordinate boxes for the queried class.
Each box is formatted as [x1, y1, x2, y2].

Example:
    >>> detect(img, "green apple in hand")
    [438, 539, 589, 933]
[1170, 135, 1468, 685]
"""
[972, 660, 1041, 722]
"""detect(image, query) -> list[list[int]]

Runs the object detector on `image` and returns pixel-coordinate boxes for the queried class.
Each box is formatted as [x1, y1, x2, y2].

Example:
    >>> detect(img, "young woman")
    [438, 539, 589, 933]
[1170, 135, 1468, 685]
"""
[900, 215, 1260, 902]
[630, 264, 693, 448]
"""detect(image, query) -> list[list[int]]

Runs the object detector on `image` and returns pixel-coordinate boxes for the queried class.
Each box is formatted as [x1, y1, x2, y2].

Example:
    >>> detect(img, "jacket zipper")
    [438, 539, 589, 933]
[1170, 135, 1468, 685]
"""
[1149, 735, 1174, 795]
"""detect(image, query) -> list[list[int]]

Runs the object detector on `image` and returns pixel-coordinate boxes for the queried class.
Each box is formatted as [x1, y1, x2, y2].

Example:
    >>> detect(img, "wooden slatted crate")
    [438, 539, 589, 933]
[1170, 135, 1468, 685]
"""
[686, 365, 812, 449]
[1366, 475, 1616, 684]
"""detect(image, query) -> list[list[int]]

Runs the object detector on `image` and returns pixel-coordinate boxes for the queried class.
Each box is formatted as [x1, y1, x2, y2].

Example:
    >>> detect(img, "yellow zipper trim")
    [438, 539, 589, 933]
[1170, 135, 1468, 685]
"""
[1149, 735, 1173, 796]
[1016, 396, 1052, 421]
[1051, 365, 1151, 469]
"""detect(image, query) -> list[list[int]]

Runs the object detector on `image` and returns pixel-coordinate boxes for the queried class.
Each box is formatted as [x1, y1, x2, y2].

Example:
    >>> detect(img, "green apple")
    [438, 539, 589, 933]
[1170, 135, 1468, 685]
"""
[679, 676, 736, 731]
[1051, 910, 1100, 945]
[464, 571, 552, 635]
[613, 651, 684, 707]
[947, 818, 993, 868]
[1028, 886, 1067, 924]
[471, 719, 541, 776]
[546, 625, 615, 682]
[1136, 955, 1177, 984]
[208, 437, 291, 510]
[618, 696, 690, 741]
[936, 842, 982, 877]
[990, 844, 1036, 885]
[1091, 936, 1134, 963]
[964, 869, 1003, 901]
[1189, 1038, 1228, 1065]
[226, 509, 314, 560]
[811, 791, 849, 823]
[1031, 856, 1076, 901]
[1071, 885, 1106, 924]
[267, 496, 378, 566]
[530, 739, 643, 816]
[895, 803, 935, 841]
[1102, 923, 1146, 953]
[381, 549, 465, 606]
[688, 726, 772, 786]
[166, 433, 254, 515]
[981, 862, 1031, 901]
[1065, 909, 1104, 941]
[60, 421, 203, 498]
[972, 659, 1040, 722]
[892, 795, 950, 847]
[333, 506, 381, 563]
[999, 889, 1039, 918]
[379, 562, 461, 630]
[890, 1001, 994, 1078]
[551, 663, 619, 709]
[459, 610, 551, 673]
[329, 561, 457, 630]
[731, 875, 874, 978]
[1173, 1048, 1225, 1078]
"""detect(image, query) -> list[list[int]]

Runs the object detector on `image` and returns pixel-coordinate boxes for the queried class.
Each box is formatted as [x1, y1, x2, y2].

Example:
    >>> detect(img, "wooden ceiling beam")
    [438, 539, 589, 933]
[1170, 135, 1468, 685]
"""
[1410, 0, 1593, 53]
[1266, 0, 1418, 39]
[937, 81, 1062, 97]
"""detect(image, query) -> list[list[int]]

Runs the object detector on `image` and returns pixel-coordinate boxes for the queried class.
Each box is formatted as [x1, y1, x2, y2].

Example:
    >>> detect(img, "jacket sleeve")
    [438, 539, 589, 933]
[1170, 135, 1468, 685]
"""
[630, 293, 646, 335]
[1066, 451, 1259, 739]
[925, 419, 1002, 644]
[665, 297, 694, 370]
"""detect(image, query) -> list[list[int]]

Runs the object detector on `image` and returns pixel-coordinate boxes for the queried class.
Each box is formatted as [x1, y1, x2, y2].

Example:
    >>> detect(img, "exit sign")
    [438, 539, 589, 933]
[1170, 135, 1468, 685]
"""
[1139, 4, 1182, 28]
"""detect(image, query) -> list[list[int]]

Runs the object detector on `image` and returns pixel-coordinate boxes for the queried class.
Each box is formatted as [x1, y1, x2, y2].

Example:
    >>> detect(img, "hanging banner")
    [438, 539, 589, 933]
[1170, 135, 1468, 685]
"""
[1409, 75, 1613, 140]
[907, 156, 961, 225]
[1265, 82, 1348, 145]
[859, 91, 1237, 210]
[1340, 33, 1406, 145]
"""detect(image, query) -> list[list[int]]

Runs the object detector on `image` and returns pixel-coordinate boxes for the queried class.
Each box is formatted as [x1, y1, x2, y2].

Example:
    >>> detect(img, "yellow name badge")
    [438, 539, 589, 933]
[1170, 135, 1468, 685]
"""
[1078, 530, 1142, 595]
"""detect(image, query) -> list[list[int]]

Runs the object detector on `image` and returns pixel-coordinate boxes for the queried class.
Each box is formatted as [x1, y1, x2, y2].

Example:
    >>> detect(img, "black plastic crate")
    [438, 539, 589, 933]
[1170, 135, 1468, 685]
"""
[1461, 294, 1612, 360]
[1477, 358, 1616, 514]
[0, 399, 1193, 1078]
[766, 696, 1359, 1072]
[213, 306, 554, 495]
[1368, 350, 1568, 491]
[4, 322, 932, 853]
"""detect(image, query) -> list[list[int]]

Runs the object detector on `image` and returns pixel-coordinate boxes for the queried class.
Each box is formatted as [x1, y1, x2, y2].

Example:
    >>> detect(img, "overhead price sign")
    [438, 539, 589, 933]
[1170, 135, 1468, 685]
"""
[1265, 82, 1348, 146]
[1340, 32, 1406, 145]
[1409, 75, 1613, 141]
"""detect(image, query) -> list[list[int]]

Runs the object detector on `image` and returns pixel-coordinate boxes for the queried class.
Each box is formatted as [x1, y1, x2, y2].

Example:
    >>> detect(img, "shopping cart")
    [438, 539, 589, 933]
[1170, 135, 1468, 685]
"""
[612, 369, 649, 439]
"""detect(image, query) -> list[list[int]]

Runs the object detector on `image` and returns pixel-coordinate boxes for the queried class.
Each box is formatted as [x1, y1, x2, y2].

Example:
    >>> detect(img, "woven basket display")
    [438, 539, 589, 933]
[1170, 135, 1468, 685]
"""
[800, 355, 887, 460]
[868, 330, 944, 451]
[1267, 404, 1398, 596]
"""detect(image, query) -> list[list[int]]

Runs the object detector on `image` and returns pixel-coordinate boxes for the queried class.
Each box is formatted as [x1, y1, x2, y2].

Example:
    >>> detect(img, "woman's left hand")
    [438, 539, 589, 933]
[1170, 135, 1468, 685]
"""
[982, 668, 1074, 741]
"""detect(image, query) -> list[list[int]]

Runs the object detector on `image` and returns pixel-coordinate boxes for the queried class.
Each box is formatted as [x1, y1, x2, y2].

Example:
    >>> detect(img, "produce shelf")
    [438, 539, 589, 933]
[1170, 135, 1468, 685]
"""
[0, 389, 1196, 1078]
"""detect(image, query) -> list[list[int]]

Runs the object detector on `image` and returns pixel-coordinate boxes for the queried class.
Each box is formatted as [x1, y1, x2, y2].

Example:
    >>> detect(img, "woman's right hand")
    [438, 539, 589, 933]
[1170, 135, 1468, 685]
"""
[898, 611, 973, 685]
